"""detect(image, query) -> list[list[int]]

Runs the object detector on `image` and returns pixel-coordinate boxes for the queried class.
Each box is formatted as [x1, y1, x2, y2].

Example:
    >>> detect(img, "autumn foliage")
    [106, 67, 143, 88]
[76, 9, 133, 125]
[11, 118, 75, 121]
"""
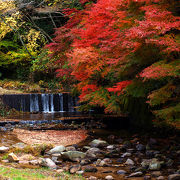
[48, 0, 180, 123]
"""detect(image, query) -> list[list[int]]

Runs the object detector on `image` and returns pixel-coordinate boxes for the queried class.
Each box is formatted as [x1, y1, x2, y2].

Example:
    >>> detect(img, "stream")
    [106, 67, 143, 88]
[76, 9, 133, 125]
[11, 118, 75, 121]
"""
[0, 94, 179, 179]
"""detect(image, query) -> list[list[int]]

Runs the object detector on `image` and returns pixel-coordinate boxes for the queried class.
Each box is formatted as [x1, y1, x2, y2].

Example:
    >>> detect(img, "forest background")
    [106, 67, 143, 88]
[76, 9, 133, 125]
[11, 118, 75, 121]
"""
[0, 0, 179, 126]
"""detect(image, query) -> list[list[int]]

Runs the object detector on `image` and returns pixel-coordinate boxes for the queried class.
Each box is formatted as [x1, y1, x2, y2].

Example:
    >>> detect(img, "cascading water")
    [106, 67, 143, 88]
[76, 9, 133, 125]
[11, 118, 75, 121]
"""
[30, 94, 39, 112]
[41, 94, 49, 112]
[59, 93, 64, 112]
[50, 94, 54, 112]
[0, 93, 78, 113]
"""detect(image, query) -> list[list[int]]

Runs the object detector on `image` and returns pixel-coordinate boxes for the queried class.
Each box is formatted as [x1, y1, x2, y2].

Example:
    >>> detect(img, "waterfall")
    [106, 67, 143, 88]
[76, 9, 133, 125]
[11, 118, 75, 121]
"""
[0, 93, 78, 113]
[41, 94, 49, 112]
[30, 94, 39, 112]
[59, 93, 64, 112]
[50, 94, 54, 112]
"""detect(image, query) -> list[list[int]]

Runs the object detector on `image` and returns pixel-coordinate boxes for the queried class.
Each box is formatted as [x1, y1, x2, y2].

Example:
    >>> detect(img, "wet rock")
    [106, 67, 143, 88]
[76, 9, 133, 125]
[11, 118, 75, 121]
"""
[83, 146, 90, 150]
[168, 174, 180, 180]
[103, 158, 112, 164]
[82, 165, 97, 172]
[12, 143, 27, 149]
[86, 147, 101, 155]
[76, 170, 84, 175]
[95, 159, 107, 167]
[141, 158, 163, 170]
[51, 157, 62, 165]
[88, 176, 97, 180]
[121, 152, 131, 158]
[48, 145, 65, 154]
[105, 175, 114, 180]
[149, 158, 162, 171]
[141, 159, 151, 169]
[107, 145, 115, 151]
[42, 158, 57, 169]
[144, 175, 151, 180]
[135, 167, 146, 173]
[117, 170, 127, 175]
[0, 146, 9, 153]
[66, 146, 76, 151]
[89, 139, 108, 148]
[128, 172, 143, 177]
[69, 165, 81, 174]
[136, 144, 145, 151]
[30, 159, 41, 166]
[125, 158, 135, 166]
[80, 159, 91, 165]
[157, 176, 165, 180]
[8, 153, 19, 162]
[151, 171, 162, 177]
[166, 159, 174, 167]
[86, 147, 104, 159]
[61, 151, 86, 162]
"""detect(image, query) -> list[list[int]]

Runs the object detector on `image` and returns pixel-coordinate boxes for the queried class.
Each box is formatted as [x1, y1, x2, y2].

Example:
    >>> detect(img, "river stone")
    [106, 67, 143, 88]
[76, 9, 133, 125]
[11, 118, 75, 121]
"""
[149, 158, 162, 170]
[66, 146, 76, 151]
[0, 146, 9, 153]
[125, 158, 135, 166]
[42, 158, 57, 169]
[128, 172, 143, 177]
[83, 165, 97, 172]
[12, 143, 27, 149]
[76, 170, 84, 175]
[89, 139, 108, 148]
[48, 145, 65, 154]
[144, 175, 151, 180]
[61, 151, 86, 161]
[168, 174, 180, 180]
[80, 159, 91, 165]
[103, 158, 112, 164]
[107, 145, 115, 150]
[86, 147, 101, 154]
[141, 159, 151, 168]
[105, 175, 114, 180]
[69, 165, 81, 174]
[99, 160, 107, 167]
[136, 144, 145, 151]
[157, 176, 165, 180]
[29, 159, 41, 166]
[117, 170, 127, 174]
[88, 176, 97, 180]
[8, 153, 19, 162]
[121, 152, 131, 158]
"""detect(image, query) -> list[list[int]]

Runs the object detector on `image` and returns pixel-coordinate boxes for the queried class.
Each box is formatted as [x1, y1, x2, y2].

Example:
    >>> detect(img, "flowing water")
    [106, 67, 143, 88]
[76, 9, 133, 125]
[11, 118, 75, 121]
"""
[0, 93, 78, 112]
[0, 93, 96, 145]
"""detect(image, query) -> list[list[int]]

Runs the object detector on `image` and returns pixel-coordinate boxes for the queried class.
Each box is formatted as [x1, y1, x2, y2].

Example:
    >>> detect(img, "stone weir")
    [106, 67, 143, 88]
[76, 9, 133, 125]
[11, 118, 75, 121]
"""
[0, 93, 78, 113]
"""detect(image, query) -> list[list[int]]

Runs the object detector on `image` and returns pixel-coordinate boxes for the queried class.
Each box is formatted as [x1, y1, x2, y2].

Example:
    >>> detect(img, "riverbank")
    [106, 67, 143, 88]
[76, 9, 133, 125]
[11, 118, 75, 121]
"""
[0, 119, 179, 180]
